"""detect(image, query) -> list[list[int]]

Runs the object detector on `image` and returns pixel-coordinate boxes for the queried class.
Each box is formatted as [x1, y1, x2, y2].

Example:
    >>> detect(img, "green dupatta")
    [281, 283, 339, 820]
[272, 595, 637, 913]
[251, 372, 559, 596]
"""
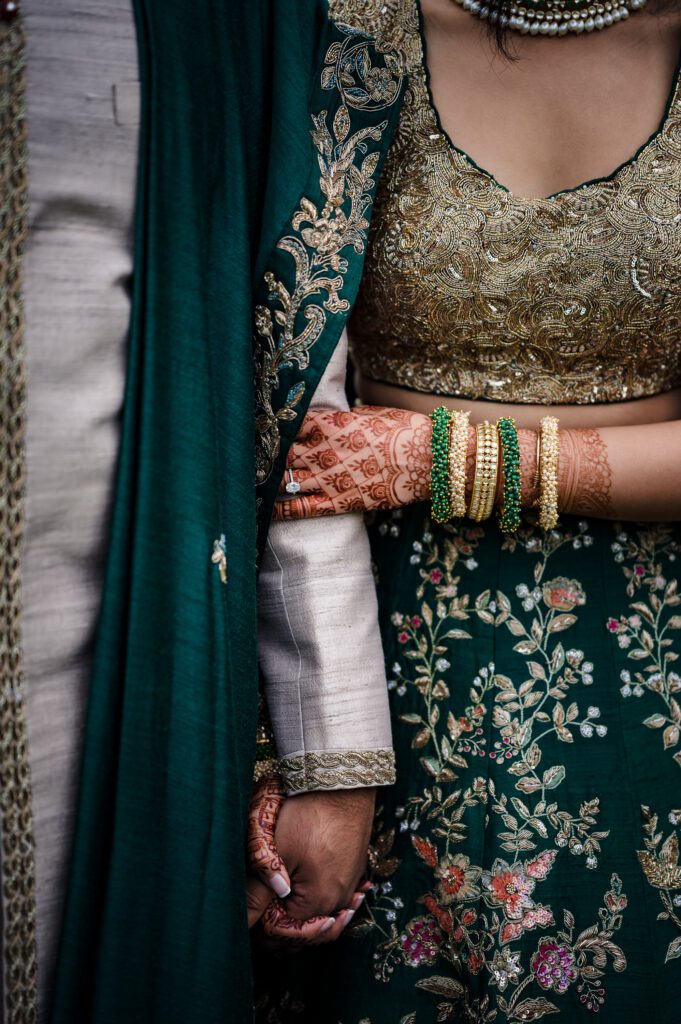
[49, 2, 405, 1021]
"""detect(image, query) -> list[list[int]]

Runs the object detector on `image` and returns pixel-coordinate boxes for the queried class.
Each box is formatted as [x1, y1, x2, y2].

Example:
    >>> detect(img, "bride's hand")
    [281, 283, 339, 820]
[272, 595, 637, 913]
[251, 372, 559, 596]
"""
[273, 406, 432, 520]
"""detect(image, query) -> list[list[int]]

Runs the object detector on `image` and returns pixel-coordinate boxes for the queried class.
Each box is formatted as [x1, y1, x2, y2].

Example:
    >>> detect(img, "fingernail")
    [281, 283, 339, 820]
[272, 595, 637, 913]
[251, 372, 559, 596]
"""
[341, 909, 355, 926]
[350, 893, 365, 912]
[320, 917, 336, 934]
[270, 873, 291, 898]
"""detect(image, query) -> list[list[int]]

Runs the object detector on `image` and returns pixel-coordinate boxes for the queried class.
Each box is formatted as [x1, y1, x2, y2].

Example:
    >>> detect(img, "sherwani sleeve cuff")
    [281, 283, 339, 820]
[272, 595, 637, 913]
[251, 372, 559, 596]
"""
[257, 329, 394, 794]
[278, 748, 396, 794]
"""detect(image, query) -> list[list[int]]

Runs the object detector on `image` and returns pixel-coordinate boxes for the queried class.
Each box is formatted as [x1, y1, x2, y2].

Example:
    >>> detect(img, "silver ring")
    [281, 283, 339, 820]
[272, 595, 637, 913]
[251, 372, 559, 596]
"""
[285, 468, 301, 495]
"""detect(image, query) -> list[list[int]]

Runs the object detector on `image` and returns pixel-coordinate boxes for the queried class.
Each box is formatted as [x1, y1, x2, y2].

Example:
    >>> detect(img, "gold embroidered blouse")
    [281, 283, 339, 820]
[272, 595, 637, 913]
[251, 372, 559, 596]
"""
[347, 0, 681, 404]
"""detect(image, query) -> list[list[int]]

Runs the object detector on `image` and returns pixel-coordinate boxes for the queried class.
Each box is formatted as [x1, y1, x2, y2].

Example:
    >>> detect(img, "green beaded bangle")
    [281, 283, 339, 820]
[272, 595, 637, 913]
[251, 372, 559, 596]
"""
[497, 416, 522, 534]
[430, 406, 453, 524]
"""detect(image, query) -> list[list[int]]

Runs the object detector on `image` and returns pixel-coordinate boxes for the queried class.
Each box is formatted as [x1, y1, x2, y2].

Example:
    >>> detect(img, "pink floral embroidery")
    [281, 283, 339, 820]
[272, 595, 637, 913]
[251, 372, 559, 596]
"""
[542, 577, 586, 612]
[482, 859, 536, 920]
[532, 938, 578, 994]
[353, 516, 631, 1018]
[435, 853, 480, 906]
[400, 916, 444, 967]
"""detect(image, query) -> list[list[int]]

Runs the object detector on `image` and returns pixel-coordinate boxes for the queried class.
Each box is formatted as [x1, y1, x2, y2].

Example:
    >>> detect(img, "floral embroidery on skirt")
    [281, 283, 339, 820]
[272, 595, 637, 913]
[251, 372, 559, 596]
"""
[253, 512, 681, 1023]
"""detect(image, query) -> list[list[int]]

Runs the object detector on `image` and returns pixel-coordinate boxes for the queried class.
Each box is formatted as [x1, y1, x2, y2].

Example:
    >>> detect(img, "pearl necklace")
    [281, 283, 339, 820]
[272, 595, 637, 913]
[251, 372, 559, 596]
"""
[454, 0, 648, 35]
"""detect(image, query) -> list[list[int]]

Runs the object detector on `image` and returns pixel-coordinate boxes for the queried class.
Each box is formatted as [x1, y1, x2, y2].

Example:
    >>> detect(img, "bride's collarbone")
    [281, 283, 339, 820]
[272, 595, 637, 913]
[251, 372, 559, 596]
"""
[420, 1, 681, 200]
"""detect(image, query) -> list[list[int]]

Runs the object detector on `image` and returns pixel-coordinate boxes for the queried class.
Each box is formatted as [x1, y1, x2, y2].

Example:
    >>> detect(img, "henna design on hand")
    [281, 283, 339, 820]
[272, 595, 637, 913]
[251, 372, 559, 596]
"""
[247, 775, 289, 889]
[259, 897, 361, 949]
[402, 416, 432, 502]
[260, 899, 333, 949]
[272, 405, 432, 520]
[559, 428, 614, 518]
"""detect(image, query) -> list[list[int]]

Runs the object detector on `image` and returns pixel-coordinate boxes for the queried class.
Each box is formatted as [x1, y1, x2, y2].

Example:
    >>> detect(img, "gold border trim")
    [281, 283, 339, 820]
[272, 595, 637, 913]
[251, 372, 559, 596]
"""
[279, 749, 396, 793]
[0, 15, 38, 1022]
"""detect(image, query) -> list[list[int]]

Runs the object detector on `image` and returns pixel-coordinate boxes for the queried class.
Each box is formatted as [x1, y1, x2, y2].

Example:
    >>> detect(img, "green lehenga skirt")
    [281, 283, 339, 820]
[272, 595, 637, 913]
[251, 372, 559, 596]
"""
[254, 508, 681, 1023]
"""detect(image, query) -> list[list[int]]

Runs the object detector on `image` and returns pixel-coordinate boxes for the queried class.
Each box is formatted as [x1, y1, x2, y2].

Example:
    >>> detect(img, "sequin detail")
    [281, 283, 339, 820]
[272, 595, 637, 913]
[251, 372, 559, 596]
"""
[348, 0, 681, 404]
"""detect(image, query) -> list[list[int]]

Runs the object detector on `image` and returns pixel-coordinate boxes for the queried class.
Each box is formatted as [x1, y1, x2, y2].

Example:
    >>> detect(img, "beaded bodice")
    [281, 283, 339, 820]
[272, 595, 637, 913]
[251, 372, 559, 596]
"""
[343, 0, 681, 404]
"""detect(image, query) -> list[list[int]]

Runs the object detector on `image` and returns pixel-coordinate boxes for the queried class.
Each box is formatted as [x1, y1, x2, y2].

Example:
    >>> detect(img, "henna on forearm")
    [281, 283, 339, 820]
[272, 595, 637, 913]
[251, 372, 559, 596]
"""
[557, 428, 579, 514]
[558, 428, 614, 518]
[247, 776, 289, 890]
[277, 405, 681, 524]
[399, 414, 431, 503]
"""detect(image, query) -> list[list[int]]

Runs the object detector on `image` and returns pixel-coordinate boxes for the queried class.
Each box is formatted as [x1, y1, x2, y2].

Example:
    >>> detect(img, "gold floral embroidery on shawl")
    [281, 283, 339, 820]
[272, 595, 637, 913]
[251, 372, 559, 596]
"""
[254, 21, 403, 486]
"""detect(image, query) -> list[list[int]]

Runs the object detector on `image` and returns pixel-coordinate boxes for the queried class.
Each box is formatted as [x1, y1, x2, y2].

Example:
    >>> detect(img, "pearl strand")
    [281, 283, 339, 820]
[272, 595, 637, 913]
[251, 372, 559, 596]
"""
[456, 0, 648, 36]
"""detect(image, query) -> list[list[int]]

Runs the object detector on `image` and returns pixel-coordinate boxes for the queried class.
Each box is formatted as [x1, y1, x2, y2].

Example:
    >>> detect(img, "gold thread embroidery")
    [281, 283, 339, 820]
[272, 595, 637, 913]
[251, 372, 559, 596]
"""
[607, 523, 681, 768]
[254, 693, 278, 782]
[279, 748, 396, 793]
[349, 0, 681, 404]
[0, 15, 38, 1022]
[254, 25, 403, 486]
[638, 805, 681, 963]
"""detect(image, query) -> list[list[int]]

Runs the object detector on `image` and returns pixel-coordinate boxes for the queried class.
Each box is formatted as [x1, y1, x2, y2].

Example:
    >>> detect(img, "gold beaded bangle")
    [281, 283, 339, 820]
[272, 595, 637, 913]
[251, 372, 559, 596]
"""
[469, 421, 499, 522]
[538, 415, 560, 531]
[533, 430, 541, 500]
[448, 410, 470, 518]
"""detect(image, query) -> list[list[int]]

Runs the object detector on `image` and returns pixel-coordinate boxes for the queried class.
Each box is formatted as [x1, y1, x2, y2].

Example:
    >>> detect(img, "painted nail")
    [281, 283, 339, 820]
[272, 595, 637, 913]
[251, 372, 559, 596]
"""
[270, 873, 291, 898]
[320, 917, 336, 934]
[350, 893, 366, 912]
[341, 909, 355, 926]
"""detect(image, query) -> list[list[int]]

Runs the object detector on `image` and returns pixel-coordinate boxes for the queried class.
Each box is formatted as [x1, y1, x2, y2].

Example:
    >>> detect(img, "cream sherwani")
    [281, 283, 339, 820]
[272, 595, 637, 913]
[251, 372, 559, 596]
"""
[13, 4, 390, 1017]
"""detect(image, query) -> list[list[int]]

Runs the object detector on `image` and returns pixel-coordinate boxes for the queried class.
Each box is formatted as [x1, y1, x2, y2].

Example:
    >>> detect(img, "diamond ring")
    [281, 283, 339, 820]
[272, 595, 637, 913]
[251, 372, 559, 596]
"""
[285, 468, 301, 495]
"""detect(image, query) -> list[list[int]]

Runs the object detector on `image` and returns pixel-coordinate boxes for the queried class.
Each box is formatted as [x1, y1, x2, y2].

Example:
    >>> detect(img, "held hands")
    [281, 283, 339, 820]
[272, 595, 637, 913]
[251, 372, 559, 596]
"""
[246, 776, 375, 947]
[273, 406, 431, 520]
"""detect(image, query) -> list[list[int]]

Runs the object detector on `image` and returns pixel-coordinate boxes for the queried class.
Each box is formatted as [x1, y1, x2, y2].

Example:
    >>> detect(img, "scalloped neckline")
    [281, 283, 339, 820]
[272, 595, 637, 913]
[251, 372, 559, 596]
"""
[414, 0, 681, 203]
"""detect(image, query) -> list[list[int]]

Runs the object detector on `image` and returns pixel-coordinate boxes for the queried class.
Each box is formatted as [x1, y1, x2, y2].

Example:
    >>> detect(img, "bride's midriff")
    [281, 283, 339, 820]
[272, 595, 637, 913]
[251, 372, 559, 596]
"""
[356, 374, 681, 430]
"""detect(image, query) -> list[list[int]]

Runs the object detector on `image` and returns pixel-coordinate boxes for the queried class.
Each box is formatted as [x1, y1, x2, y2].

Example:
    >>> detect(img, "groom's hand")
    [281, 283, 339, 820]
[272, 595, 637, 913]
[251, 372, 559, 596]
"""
[246, 777, 374, 945]
[274, 786, 376, 920]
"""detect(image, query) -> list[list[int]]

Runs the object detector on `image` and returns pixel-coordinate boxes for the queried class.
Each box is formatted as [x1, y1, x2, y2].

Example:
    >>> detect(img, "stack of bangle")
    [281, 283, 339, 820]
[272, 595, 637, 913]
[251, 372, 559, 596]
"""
[469, 421, 499, 522]
[430, 406, 454, 523]
[497, 416, 522, 534]
[538, 415, 560, 530]
[429, 407, 559, 531]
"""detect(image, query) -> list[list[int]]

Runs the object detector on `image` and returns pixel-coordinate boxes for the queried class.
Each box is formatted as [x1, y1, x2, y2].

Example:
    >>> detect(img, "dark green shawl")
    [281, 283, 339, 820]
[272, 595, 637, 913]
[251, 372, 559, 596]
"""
[49, 2, 405, 1021]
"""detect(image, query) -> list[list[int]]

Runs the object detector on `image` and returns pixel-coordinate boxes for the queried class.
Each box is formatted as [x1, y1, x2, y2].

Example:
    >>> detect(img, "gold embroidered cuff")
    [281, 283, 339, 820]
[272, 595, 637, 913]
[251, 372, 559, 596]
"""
[278, 749, 396, 795]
